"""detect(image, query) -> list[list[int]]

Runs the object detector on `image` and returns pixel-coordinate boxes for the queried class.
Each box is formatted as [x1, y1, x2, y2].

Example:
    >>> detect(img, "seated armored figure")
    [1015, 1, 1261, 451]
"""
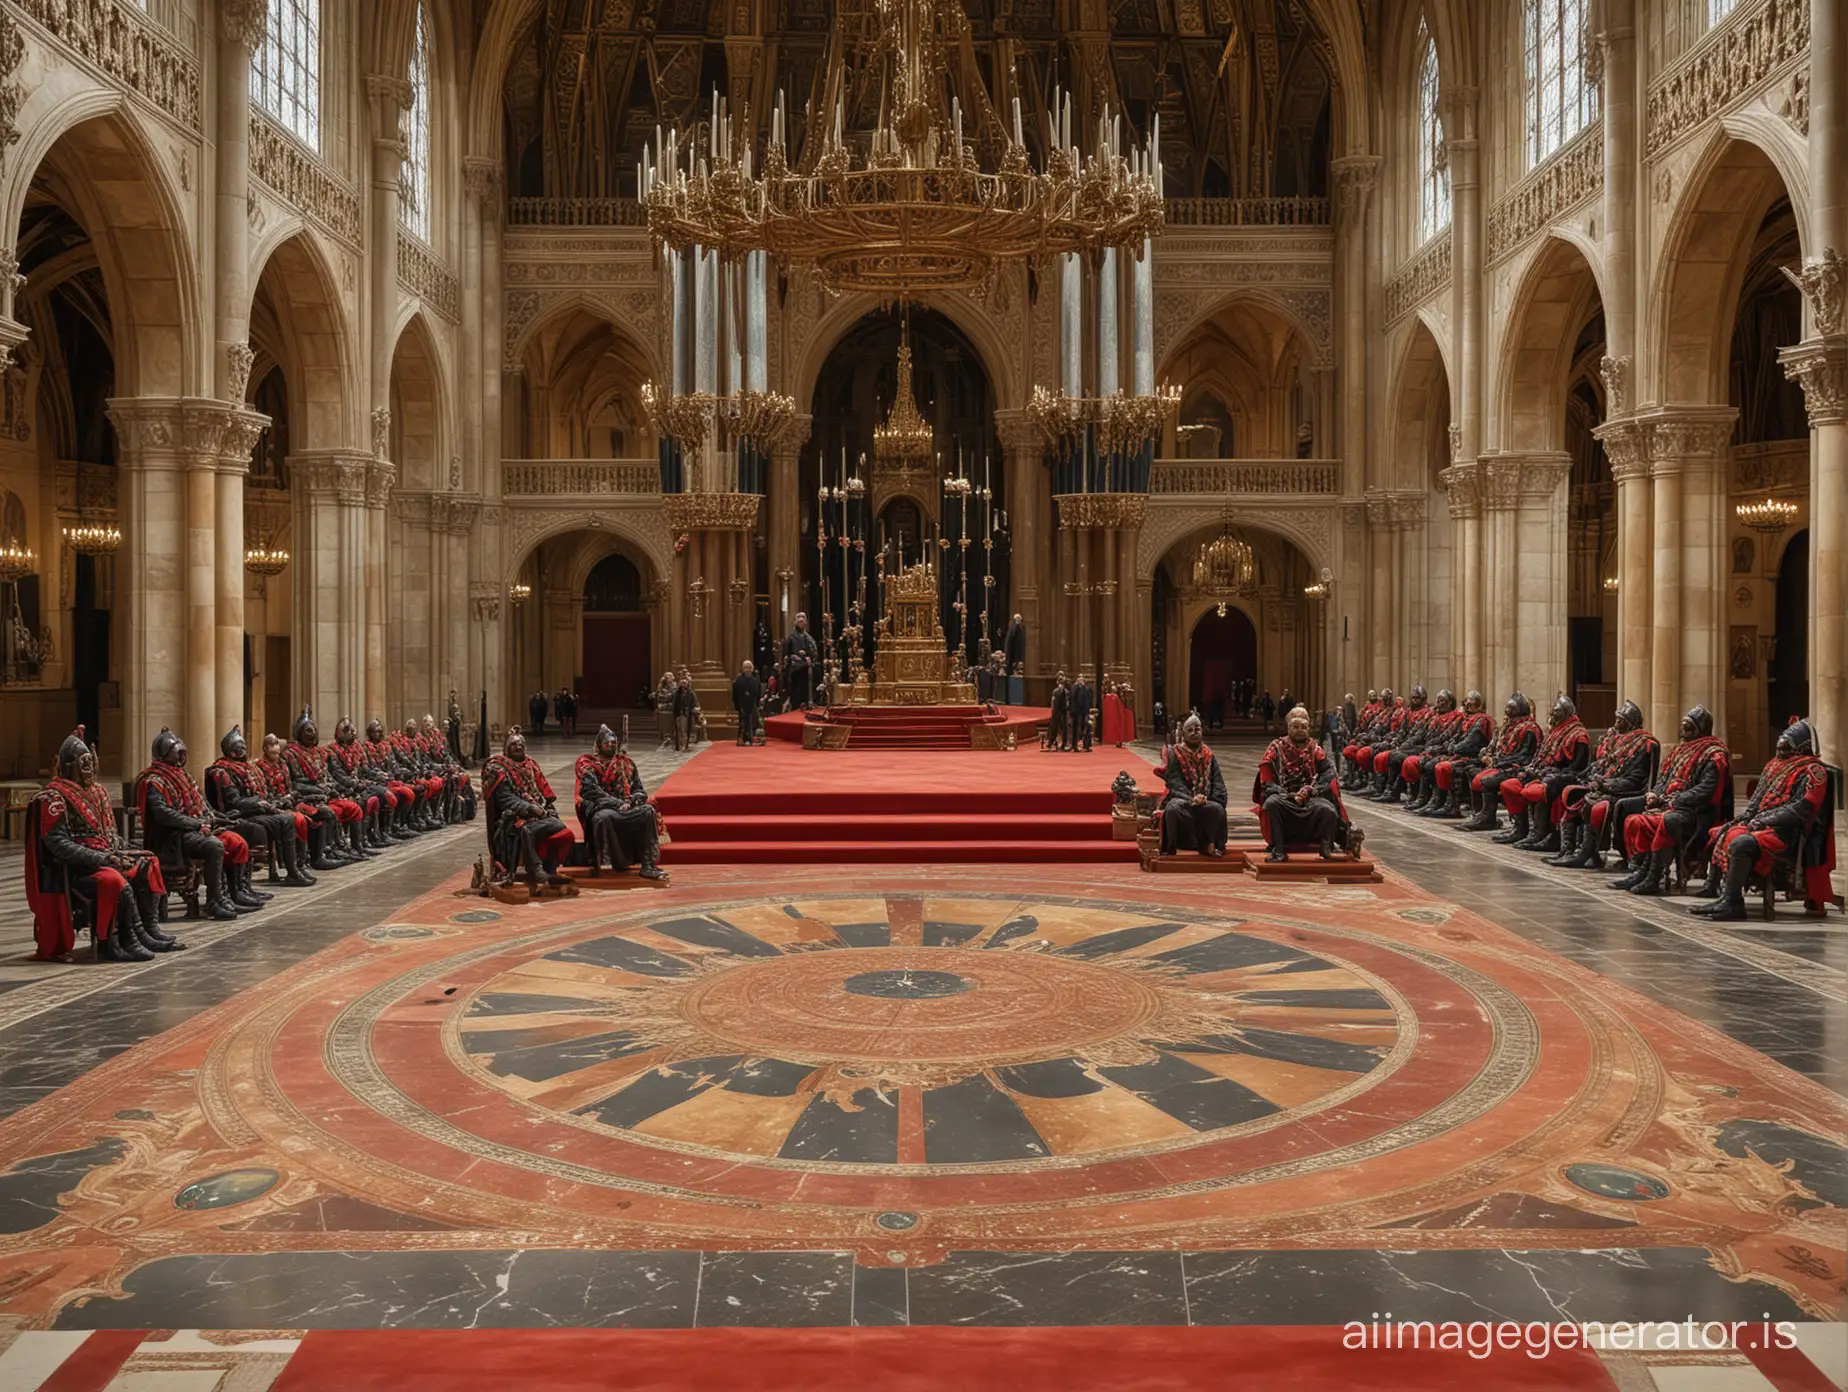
[25, 727, 177, 963]
[392, 719, 446, 830]
[206, 725, 314, 888]
[326, 717, 392, 851]
[1609, 705, 1731, 896]
[1370, 685, 1435, 802]
[574, 722, 667, 880]
[137, 727, 259, 919]
[1345, 689, 1393, 784]
[1459, 694, 1542, 831]
[360, 719, 419, 841]
[1500, 696, 1592, 850]
[1253, 706, 1347, 861]
[1351, 689, 1403, 793]
[1398, 690, 1461, 811]
[285, 707, 367, 864]
[421, 714, 475, 821]
[1548, 702, 1657, 869]
[1159, 714, 1229, 857]
[1340, 689, 1381, 780]
[483, 728, 575, 883]
[1692, 719, 1832, 920]
[1417, 691, 1494, 819]
[255, 732, 342, 871]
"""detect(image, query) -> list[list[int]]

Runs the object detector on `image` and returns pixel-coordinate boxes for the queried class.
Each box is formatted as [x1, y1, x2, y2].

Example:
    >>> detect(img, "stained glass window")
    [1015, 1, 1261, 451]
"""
[253, 0, 320, 149]
[402, 4, 433, 241]
[1524, 0, 1599, 167]
[1417, 19, 1451, 242]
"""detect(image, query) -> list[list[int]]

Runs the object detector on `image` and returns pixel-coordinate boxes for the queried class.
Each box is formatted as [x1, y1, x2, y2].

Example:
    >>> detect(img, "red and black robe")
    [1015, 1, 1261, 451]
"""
[25, 778, 164, 959]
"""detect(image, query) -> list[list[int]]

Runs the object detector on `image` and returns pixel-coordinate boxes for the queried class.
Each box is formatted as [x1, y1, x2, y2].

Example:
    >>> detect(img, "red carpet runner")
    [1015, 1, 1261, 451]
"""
[654, 741, 1164, 865]
[765, 704, 1048, 749]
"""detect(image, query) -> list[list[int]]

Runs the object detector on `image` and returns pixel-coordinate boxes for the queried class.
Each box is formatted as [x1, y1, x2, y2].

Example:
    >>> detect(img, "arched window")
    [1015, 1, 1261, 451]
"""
[253, 0, 321, 149]
[1523, 0, 1598, 167]
[402, 4, 433, 241]
[1416, 19, 1450, 242]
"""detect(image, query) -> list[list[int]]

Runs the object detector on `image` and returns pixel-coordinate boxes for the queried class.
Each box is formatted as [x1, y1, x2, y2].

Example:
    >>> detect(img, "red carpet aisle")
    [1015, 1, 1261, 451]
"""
[651, 741, 1164, 864]
[763, 705, 1052, 748]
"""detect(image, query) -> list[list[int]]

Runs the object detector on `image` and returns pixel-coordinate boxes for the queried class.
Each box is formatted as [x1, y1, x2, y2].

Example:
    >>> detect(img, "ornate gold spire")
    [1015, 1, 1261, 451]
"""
[874, 327, 935, 468]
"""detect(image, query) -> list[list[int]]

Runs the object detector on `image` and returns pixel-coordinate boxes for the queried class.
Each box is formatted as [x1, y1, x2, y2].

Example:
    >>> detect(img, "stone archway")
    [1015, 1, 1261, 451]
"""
[387, 312, 460, 720]
[504, 527, 663, 724]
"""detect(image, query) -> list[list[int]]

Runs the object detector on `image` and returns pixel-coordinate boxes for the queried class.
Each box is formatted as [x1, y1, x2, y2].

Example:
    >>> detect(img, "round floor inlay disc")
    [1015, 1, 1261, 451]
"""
[843, 969, 974, 999]
[1564, 1163, 1670, 1201]
[875, 1211, 920, 1231]
[173, 1168, 280, 1211]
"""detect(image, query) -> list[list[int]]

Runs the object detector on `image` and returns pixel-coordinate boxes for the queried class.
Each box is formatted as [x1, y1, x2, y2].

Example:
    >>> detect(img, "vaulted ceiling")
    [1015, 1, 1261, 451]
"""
[499, 0, 1335, 200]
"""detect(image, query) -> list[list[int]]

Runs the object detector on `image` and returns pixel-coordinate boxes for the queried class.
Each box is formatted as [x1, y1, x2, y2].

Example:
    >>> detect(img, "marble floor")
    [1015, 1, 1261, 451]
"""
[0, 736, 1842, 1391]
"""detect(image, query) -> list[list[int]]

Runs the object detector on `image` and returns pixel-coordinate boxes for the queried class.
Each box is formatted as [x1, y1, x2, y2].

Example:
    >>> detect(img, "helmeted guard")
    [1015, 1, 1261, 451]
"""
[1252, 706, 1349, 861]
[1548, 702, 1657, 869]
[1157, 714, 1229, 856]
[360, 719, 419, 840]
[137, 727, 257, 919]
[1500, 696, 1592, 850]
[206, 725, 314, 887]
[420, 713, 474, 821]
[1347, 688, 1399, 788]
[1417, 691, 1494, 819]
[483, 727, 575, 883]
[1609, 704, 1732, 896]
[1341, 689, 1383, 780]
[326, 717, 390, 853]
[1370, 685, 1434, 802]
[285, 707, 366, 864]
[255, 731, 342, 871]
[1397, 689, 1461, 810]
[1458, 694, 1542, 832]
[25, 727, 175, 962]
[574, 721, 667, 880]
[391, 719, 446, 830]
[1691, 719, 1833, 920]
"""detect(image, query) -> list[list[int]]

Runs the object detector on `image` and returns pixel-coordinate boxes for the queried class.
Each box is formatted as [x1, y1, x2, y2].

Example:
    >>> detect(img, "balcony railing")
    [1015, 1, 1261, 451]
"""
[1150, 459, 1340, 495]
[504, 195, 1330, 229]
[502, 460, 660, 496]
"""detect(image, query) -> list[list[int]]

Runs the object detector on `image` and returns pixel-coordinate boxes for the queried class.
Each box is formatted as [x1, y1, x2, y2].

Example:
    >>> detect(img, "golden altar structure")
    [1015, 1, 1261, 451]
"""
[866, 560, 975, 706]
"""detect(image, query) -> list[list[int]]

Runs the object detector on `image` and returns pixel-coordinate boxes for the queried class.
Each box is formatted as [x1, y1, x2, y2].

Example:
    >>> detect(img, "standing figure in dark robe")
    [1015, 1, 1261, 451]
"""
[1458, 694, 1542, 832]
[782, 613, 819, 709]
[1609, 705, 1731, 896]
[286, 708, 369, 862]
[575, 723, 667, 880]
[446, 692, 466, 764]
[483, 728, 574, 884]
[1071, 677, 1095, 751]
[528, 691, 548, 734]
[1549, 701, 1657, 868]
[1253, 707, 1346, 860]
[1160, 715, 1229, 856]
[976, 659, 995, 705]
[1500, 696, 1593, 849]
[208, 725, 315, 886]
[1048, 674, 1070, 750]
[26, 727, 174, 962]
[257, 732, 342, 870]
[1692, 719, 1832, 919]
[733, 661, 763, 745]
[1004, 613, 1026, 676]
[137, 727, 256, 919]
[326, 717, 392, 851]
[672, 675, 699, 749]
[753, 619, 774, 676]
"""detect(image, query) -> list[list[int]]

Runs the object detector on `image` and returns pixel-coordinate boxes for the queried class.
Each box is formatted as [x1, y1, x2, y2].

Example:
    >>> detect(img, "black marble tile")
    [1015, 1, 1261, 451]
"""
[694, 1251, 853, 1327]
[1180, 1248, 1815, 1325]
[1056, 922, 1187, 958]
[778, 1088, 898, 1164]
[1713, 1118, 1848, 1208]
[851, 1264, 909, 1326]
[983, 915, 1041, 949]
[831, 921, 892, 948]
[53, 1250, 701, 1329]
[906, 1251, 1186, 1326]
[921, 920, 986, 948]
[545, 936, 694, 976]
[644, 914, 782, 958]
[0, 1138, 128, 1235]
[481, 1030, 651, 1084]
[1188, 1026, 1384, 1075]
[1100, 1051, 1280, 1130]
[1149, 932, 1308, 974]
[922, 1074, 1050, 1163]
[576, 1054, 743, 1126]
[994, 1057, 1105, 1098]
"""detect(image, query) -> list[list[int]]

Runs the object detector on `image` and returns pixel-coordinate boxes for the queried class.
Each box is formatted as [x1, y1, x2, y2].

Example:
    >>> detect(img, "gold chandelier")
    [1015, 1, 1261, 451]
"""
[640, 0, 1164, 293]
[62, 521, 121, 556]
[874, 328, 935, 469]
[1192, 526, 1256, 597]
[1735, 496, 1798, 533]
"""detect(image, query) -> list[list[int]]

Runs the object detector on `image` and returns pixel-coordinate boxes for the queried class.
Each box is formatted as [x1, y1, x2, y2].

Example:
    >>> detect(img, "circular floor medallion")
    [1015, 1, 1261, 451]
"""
[1564, 1163, 1671, 1201]
[173, 1168, 280, 1211]
[843, 968, 974, 1000]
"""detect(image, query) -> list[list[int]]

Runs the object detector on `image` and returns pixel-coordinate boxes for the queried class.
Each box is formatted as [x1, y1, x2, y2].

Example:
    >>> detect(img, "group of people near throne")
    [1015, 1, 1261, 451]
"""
[1337, 687, 1836, 921]
[24, 710, 476, 964]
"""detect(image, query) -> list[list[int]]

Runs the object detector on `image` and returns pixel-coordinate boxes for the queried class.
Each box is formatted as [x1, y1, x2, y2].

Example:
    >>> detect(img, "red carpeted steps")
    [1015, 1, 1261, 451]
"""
[654, 742, 1158, 866]
[765, 704, 1046, 750]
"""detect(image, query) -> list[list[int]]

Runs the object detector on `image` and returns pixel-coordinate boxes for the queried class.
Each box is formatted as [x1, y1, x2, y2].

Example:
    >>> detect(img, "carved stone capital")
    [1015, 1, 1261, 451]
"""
[1778, 336, 1848, 425]
[1331, 155, 1383, 230]
[291, 450, 375, 507]
[364, 460, 397, 509]
[1438, 463, 1480, 519]
[1593, 418, 1649, 481]
[226, 342, 256, 402]
[220, 0, 268, 50]
[462, 156, 501, 211]
[365, 75, 415, 161]
[1480, 453, 1571, 510]
[0, 313, 29, 374]
[106, 397, 269, 467]
[992, 408, 1045, 456]
[470, 581, 502, 624]
[1598, 354, 1631, 417]
[1780, 247, 1845, 338]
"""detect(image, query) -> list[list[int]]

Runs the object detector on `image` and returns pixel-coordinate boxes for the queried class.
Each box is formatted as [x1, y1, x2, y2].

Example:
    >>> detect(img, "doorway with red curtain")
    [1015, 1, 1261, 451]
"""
[1188, 607, 1257, 730]
[580, 552, 652, 715]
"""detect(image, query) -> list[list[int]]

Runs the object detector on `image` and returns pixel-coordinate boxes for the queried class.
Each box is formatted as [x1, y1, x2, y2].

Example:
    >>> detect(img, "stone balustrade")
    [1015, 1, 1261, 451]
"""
[1149, 459, 1341, 495]
[501, 460, 660, 496]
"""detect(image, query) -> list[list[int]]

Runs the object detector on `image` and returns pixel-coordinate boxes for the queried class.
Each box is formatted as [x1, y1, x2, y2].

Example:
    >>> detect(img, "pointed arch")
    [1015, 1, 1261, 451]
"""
[1495, 234, 1605, 453]
[249, 232, 363, 452]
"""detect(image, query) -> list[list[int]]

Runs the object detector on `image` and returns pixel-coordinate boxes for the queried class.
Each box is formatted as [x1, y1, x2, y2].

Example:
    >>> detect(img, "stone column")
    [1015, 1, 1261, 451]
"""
[1781, 301, 1847, 765]
[1595, 417, 1652, 710]
[366, 75, 412, 718]
[1332, 156, 1381, 494]
[1365, 491, 1394, 683]
[291, 453, 372, 721]
[766, 414, 811, 642]
[213, 409, 266, 733]
[1445, 94, 1484, 468]
[994, 409, 1047, 680]
[1440, 461, 1480, 693]
[464, 158, 502, 721]
[1477, 460, 1524, 701]
[666, 492, 758, 734]
[107, 400, 192, 764]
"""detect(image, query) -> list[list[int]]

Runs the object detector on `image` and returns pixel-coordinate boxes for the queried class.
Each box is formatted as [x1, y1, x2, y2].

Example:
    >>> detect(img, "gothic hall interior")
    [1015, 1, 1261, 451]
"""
[0, 1, 1844, 1389]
